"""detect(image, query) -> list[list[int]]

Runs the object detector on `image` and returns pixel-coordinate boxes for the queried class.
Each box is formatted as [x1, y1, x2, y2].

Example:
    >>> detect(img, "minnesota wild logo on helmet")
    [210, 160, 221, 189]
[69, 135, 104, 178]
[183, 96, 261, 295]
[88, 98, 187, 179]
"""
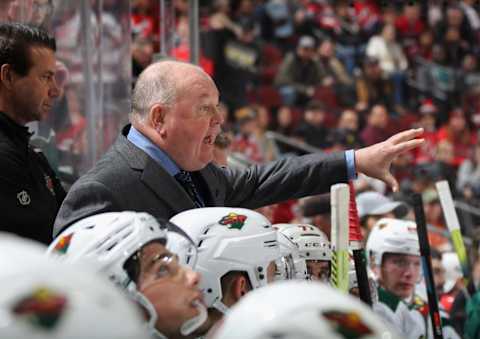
[12, 287, 67, 330]
[53, 233, 74, 254]
[219, 213, 247, 230]
[323, 310, 373, 339]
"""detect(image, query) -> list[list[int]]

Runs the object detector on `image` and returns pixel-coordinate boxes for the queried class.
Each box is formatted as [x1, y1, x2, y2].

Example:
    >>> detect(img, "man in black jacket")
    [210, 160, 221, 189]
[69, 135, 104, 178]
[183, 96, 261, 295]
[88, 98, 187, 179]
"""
[0, 23, 65, 244]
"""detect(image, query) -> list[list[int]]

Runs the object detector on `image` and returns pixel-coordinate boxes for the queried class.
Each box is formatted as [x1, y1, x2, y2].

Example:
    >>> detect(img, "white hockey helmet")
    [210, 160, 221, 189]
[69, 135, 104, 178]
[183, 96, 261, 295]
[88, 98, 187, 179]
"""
[366, 218, 420, 268]
[169, 207, 283, 314]
[0, 233, 149, 339]
[47, 212, 170, 287]
[274, 223, 331, 261]
[212, 280, 402, 339]
[275, 231, 308, 280]
[47, 211, 202, 338]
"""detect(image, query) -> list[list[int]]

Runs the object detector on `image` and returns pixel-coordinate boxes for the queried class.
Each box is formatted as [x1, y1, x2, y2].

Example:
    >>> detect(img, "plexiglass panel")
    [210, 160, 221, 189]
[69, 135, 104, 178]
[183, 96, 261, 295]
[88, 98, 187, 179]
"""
[4, 0, 131, 184]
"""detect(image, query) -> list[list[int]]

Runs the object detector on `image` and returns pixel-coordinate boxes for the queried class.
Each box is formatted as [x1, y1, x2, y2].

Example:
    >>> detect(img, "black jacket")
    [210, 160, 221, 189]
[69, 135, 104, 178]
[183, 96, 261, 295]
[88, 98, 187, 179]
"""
[0, 112, 65, 244]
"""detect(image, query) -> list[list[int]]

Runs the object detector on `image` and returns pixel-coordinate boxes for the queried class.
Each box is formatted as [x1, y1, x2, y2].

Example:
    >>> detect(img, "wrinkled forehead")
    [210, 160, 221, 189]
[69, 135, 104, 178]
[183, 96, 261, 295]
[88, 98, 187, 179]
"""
[28, 46, 56, 71]
[178, 72, 219, 102]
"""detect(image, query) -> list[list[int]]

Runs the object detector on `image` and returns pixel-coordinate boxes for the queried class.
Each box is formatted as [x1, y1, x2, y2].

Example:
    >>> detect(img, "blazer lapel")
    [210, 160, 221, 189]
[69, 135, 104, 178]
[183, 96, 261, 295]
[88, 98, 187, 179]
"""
[197, 164, 222, 206]
[141, 158, 196, 212]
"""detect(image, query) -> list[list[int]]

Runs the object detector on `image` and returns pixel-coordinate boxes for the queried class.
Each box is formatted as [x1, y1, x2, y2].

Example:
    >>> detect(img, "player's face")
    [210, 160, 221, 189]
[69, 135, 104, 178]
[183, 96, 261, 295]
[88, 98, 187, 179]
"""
[136, 242, 204, 338]
[380, 253, 421, 299]
[306, 260, 330, 282]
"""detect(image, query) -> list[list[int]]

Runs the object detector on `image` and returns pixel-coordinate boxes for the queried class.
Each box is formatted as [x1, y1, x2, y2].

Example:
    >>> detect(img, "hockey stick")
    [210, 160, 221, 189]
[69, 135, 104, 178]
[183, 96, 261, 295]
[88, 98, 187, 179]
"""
[435, 180, 470, 282]
[412, 193, 444, 339]
[330, 183, 350, 293]
[348, 182, 373, 306]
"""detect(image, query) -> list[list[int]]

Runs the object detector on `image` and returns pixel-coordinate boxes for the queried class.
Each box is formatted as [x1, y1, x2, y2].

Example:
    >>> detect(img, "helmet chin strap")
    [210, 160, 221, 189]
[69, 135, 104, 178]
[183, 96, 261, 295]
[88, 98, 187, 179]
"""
[180, 300, 208, 336]
[126, 282, 167, 339]
[212, 299, 230, 315]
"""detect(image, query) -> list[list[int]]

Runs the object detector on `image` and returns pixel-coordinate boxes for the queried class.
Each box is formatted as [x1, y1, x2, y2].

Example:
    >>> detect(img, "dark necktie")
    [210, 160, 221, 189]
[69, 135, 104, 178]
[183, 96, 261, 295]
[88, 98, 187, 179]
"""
[175, 170, 205, 208]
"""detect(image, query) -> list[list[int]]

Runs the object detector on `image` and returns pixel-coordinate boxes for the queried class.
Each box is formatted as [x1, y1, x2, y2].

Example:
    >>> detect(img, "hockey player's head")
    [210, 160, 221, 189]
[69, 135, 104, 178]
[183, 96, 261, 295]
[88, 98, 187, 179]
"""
[366, 218, 421, 299]
[47, 211, 205, 339]
[274, 223, 331, 282]
[168, 207, 286, 332]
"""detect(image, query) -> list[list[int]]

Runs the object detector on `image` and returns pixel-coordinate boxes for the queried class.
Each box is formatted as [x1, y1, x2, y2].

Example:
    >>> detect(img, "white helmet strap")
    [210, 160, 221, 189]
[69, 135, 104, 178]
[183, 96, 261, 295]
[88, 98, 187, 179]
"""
[126, 282, 167, 339]
[213, 299, 230, 314]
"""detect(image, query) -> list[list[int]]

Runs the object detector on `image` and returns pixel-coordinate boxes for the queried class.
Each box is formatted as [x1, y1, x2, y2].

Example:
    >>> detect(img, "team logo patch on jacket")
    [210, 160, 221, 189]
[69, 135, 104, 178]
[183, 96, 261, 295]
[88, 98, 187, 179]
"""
[12, 287, 67, 330]
[53, 233, 74, 254]
[323, 310, 373, 338]
[219, 213, 247, 230]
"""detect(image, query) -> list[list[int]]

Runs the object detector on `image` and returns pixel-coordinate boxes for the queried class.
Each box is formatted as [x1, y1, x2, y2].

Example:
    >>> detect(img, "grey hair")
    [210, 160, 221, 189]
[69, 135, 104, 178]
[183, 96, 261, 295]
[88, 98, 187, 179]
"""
[130, 61, 177, 123]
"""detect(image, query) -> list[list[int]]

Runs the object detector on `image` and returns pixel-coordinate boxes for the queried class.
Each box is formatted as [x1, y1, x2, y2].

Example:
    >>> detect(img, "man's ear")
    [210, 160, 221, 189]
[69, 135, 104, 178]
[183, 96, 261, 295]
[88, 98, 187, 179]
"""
[0, 64, 16, 90]
[231, 275, 250, 302]
[148, 103, 166, 131]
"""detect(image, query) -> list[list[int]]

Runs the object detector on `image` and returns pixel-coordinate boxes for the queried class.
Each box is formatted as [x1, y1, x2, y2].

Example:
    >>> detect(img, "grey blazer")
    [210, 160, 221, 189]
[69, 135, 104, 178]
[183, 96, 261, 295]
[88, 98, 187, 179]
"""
[53, 125, 348, 237]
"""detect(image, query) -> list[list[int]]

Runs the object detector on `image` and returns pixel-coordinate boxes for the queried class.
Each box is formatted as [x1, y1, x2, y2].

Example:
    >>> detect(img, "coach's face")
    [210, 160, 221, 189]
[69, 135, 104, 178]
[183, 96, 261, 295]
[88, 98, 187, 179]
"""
[4, 46, 59, 124]
[161, 73, 223, 171]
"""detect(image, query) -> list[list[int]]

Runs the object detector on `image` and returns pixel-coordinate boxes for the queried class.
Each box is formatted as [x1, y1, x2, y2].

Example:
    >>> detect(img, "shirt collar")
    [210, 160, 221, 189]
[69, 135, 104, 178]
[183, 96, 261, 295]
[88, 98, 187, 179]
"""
[0, 111, 32, 146]
[127, 126, 180, 176]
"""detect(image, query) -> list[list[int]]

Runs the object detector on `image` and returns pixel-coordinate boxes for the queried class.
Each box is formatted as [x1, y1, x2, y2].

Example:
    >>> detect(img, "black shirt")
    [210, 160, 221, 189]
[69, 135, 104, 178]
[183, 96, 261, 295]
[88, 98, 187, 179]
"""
[0, 112, 66, 244]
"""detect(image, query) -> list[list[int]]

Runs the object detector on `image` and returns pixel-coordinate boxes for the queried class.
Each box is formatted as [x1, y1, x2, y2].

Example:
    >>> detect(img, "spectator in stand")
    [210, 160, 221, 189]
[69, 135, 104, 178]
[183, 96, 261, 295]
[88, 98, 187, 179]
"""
[431, 139, 458, 191]
[208, 0, 242, 37]
[172, 15, 214, 76]
[132, 34, 154, 84]
[293, 100, 330, 149]
[328, 108, 362, 151]
[253, 105, 275, 162]
[457, 140, 480, 198]
[360, 104, 391, 146]
[437, 108, 476, 167]
[412, 99, 439, 165]
[355, 56, 394, 113]
[395, 2, 425, 60]
[320, 0, 363, 76]
[366, 23, 408, 112]
[274, 35, 325, 107]
[418, 29, 435, 60]
[434, 5, 474, 67]
[131, 0, 156, 39]
[460, 1, 480, 48]
[422, 188, 450, 251]
[317, 38, 355, 107]
[258, 0, 295, 52]
[231, 106, 264, 163]
[352, 0, 381, 39]
[274, 105, 295, 137]
[213, 18, 260, 110]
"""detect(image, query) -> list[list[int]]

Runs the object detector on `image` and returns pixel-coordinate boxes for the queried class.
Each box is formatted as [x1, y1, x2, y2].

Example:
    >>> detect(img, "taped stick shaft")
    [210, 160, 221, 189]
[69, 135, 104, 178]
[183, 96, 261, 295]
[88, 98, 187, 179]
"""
[330, 184, 350, 293]
[352, 248, 372, 306]
[435, 180, 470, 279]
[412, 193, 444, 339]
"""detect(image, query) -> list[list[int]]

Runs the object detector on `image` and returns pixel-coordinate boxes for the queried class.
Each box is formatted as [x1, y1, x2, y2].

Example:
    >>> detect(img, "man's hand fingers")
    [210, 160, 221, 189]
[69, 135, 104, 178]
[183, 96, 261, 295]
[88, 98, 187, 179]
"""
[391, 138, 424, 154]
[383, 173, 399, 193]
[388, 128, 424, 145]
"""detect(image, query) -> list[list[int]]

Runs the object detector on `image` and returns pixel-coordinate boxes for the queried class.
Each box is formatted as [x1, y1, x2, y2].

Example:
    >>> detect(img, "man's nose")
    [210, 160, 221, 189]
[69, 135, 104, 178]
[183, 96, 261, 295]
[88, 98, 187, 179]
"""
[49, 79, 60, 98]
[184, 266, 201, 287]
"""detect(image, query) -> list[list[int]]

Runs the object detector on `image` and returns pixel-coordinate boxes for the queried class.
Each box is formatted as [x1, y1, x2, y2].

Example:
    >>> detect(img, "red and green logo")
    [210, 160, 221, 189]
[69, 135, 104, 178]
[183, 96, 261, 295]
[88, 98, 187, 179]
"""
[53, 233, 73, 254]
[323, 310, 373, 339]
[12, 287, 67, 330]
[219, 213, 247, 230]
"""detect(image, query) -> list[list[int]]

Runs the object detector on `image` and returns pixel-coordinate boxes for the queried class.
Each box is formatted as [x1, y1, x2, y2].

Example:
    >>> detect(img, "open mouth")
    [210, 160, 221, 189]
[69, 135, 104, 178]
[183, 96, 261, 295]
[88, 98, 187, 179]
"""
[203, 135, 215, 145]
